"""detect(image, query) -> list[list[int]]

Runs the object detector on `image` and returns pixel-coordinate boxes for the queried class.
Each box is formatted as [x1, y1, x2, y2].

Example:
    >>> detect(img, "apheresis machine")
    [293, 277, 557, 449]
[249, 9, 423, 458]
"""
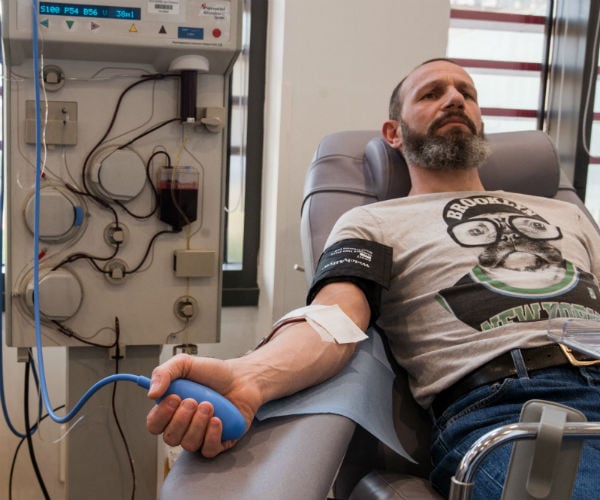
[1, 1, 242, 497]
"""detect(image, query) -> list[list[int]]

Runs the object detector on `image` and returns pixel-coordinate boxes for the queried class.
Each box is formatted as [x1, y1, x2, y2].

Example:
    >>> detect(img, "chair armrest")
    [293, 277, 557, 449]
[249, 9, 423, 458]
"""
[160, 413, 356, 500]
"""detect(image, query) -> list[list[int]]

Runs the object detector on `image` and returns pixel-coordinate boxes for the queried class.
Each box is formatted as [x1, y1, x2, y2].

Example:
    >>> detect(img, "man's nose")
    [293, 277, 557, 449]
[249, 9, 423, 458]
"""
[443, 87, 465, 109]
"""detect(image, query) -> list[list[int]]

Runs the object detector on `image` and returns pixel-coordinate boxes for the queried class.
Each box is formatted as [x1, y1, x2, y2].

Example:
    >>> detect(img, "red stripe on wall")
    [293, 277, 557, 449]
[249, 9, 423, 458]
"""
[481, 107, 538, 118]
[450, 8, 546, 26]
[452, 58, 542, 72]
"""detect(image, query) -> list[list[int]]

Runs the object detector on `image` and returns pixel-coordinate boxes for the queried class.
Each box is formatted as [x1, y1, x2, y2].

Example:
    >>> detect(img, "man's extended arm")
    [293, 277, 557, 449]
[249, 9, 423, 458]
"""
[146, 281, 370, 457]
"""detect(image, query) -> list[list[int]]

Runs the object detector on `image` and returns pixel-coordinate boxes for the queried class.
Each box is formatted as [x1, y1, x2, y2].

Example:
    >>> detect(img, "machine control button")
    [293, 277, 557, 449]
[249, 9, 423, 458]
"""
[178, 26, 204, 40]
[212, 28, 222, 38]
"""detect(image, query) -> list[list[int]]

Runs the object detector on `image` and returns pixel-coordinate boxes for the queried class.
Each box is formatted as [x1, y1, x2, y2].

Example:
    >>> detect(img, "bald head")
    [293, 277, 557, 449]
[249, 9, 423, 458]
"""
[388, 58, 468, 120]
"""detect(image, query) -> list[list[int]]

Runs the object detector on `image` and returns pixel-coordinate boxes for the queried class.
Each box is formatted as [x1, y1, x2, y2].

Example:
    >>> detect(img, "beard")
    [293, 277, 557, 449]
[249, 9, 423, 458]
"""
[400, 113, 490, 170]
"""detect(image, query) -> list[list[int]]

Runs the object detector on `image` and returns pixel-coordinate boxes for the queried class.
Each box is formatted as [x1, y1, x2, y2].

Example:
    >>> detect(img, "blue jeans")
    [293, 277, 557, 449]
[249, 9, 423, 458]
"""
[429, 365, 600, 499]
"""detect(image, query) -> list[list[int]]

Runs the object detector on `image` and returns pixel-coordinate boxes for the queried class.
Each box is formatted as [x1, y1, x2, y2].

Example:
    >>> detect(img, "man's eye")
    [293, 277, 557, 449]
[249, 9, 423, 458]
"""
[460, 88, 478, 100]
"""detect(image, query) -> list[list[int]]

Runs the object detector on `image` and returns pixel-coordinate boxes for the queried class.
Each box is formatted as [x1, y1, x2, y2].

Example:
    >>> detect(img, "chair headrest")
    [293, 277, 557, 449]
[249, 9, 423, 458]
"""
[363, 130, 561, 200]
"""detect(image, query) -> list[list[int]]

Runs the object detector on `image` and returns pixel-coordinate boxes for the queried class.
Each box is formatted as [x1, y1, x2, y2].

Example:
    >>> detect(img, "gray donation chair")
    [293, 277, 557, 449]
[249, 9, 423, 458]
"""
[160, 130, 594, 500]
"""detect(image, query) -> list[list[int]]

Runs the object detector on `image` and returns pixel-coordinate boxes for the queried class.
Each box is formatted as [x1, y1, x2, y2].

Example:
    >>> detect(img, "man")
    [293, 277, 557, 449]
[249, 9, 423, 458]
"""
[146, 59, 600, 498]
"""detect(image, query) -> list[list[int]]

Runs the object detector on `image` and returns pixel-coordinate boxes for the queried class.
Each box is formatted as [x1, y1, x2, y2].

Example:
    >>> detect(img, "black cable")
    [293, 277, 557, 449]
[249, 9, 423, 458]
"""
[24, 355, 51, 500]
[112, 150, 171, 220]
[9, 404, 65, 500]
[146, 150, 172, 184]
[8, 429, 26, 500]
[110, 118, 179, 220]
[51, 320, 118, 349]
[50, 184, 122, 273]
[81, 74, 173, 196]
[53, 228, 175, 280]
[125, 229, 179, 274]
[9, 351, 45, 500]
[51, 243, 120, 273]
[65, 183, 121, 223]
[112, 198, 154, 220]
[110, 318, 136, 500]
[117, 117, 180, 151]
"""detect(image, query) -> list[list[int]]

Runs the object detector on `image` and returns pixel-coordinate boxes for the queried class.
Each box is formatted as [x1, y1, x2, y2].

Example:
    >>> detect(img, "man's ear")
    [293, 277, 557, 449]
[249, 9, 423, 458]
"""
[382, 120, 403, 149]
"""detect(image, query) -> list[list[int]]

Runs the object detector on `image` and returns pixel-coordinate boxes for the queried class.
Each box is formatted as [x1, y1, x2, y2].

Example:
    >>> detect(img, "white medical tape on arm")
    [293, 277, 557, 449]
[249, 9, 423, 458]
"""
[270, 304, 368, 344]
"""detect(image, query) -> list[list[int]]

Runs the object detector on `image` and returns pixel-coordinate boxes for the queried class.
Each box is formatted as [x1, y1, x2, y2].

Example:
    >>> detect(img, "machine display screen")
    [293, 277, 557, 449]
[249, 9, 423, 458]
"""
[39, 2, 141, 20]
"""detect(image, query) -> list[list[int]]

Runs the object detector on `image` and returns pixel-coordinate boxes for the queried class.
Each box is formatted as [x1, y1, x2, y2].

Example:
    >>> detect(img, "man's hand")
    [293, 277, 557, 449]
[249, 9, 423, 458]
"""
[145, 354, 257, 457]
[146, 281, 369, 458]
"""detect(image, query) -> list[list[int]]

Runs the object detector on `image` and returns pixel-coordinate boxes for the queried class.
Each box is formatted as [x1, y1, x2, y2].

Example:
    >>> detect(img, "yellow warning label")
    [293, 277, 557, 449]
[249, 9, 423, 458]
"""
[129, 23, 138, 33]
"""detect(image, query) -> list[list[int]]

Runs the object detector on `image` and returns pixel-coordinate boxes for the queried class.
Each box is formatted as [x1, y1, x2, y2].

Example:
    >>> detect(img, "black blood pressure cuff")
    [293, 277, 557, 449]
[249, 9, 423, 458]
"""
[307, 238, 393, 322]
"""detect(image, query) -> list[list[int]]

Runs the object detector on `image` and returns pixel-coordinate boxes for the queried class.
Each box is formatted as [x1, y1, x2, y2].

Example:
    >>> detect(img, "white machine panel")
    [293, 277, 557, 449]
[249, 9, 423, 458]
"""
[2, 0, 242, 347]
[5, 0, 240, 72]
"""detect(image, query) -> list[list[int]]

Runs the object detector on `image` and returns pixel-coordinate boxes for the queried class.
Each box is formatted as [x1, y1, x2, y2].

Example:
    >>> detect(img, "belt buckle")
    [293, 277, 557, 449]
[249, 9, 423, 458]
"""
[558, 344, 600, 366]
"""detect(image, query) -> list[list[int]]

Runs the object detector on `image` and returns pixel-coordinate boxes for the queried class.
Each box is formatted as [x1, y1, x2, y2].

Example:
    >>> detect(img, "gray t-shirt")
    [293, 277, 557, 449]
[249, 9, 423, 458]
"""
[326, 191, 600, 407]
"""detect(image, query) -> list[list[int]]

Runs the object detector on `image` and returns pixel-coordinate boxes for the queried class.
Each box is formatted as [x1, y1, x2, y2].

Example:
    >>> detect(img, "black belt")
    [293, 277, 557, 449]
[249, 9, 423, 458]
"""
[430, 344, 597, 419]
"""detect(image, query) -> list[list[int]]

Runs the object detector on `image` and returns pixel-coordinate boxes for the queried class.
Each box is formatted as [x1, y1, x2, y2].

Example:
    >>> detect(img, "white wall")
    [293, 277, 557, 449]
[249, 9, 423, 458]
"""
[1, 1, 450, 497]
[259, 0, 451, 324]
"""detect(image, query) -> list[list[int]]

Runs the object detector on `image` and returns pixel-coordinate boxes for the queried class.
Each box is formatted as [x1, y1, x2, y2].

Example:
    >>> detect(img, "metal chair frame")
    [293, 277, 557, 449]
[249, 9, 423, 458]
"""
[450, 422, 600, 500]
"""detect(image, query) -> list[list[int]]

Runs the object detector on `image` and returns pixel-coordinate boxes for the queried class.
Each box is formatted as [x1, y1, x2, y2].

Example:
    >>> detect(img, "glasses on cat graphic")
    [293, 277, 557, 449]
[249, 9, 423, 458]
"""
[449, 215, 562, 247]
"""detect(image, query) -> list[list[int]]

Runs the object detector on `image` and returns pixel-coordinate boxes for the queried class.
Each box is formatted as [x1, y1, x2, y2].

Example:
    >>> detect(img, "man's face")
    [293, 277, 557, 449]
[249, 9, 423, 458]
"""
[398, 60, 483, 140]
[394, 61, 488, 169]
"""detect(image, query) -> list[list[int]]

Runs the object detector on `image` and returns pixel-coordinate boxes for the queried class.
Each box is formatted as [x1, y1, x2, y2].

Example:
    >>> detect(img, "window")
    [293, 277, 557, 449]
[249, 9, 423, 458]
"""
[222, 0, 266, 306]
[1, 30, 4, 289]
[449, 1, 600, 226]
[582, 7, 600, 222]
[448, 0, 551, 133]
